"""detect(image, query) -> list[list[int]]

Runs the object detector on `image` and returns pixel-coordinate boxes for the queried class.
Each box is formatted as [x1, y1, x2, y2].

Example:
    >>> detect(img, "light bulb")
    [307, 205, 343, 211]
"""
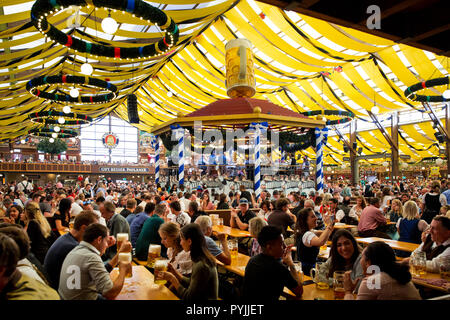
[138, 110, 143, 116]
[436, 158, 444, 165]
[443, 89, 450, 100]
[54, 126, 60, 132]
[70, 88, 79, 98]
[70, 138, 76, 143]
[81, 63, 93, 75]
[167, 91, 173, 97]
[371, 106, 379, 114]
[58, 117, 65, 124]
[20, 139, 26, 144]
[49, 138, 55, 143]
[101, 16, 118, 34]
[52, 133, 58, 138]
[63, 106, 71, 114]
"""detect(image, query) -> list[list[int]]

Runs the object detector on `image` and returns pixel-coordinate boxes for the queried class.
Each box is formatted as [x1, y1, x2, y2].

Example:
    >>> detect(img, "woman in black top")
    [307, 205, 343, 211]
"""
[294, 207, 334, 274]
[216, 193, 230, 210]
[422, 182, 443, 224]
[48, 198, 71, 236]
[21, 202, 55, 264]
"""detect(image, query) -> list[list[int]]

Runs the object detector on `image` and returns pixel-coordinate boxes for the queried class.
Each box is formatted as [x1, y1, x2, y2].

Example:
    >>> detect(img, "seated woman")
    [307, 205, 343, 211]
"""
[294, 207, 334, 274]
[157, 223, 218, 301]
[248, 217, 268, 257]
[324, 229, 364, 292]
[158, 222, 192, 276]
[47, 198, 71, 236]
[395, 201, 429, 258]
[349, 196, 366, 220]
[344, 241, 421, 300]
[257, 200, 272, 221]
[5, 205, 24, 226]
[21, 202, 56, 264]
[388, 199, 403, 223]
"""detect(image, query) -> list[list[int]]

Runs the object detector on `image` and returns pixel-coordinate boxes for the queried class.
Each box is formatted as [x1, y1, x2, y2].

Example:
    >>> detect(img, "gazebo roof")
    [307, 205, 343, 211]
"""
[150, 98, 325, 135]
[185, 98, 308, 119]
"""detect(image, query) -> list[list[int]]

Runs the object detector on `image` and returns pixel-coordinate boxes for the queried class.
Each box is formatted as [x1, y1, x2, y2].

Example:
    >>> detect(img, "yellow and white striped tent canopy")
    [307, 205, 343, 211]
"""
[0, 0, 448, 165]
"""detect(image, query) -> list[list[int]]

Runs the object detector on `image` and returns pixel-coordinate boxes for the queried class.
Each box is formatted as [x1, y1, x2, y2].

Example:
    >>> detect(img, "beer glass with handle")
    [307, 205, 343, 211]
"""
[116, 233, 129, 253]
[147, 244, 161, 268]
[154, 259, 169, 285]
[333, 271, 345, 299]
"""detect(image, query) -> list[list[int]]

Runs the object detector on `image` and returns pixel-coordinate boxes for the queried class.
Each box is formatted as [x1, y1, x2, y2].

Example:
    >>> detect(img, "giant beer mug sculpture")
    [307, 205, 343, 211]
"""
[225, 38, 256, 98]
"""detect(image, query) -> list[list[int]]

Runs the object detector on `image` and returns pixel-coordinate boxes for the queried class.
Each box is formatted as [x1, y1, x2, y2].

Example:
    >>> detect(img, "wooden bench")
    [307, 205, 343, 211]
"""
[356, 237, 419, 252]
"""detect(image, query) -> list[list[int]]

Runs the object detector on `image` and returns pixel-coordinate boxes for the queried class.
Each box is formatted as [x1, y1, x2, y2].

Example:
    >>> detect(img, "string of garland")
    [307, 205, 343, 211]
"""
[398, 131, 439, 151]
[300, 109, 354, 125]
[29, 127, 78, 138]
[29, 110, 93, 126]
[404, 76, 450, 103]
[27, 75, 117, 104]
[31, 0, 179, 60]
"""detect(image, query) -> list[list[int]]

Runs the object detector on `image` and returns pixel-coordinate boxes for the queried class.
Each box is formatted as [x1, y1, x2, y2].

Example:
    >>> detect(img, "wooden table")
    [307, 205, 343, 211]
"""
[110, 266, 179, 300]
[212, 225, 251, 238]
[333, 223, 357, 229]
[216, 252, 250, 277]
[301, 284, 337, 300]
[356, 237, 419, 252]
[411, 271, 450, 293]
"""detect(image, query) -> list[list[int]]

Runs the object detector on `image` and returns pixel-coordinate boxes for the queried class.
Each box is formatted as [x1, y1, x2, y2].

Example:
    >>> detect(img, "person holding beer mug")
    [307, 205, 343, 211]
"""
[156, 223, 218, 301]
[158, 222, 192, 275]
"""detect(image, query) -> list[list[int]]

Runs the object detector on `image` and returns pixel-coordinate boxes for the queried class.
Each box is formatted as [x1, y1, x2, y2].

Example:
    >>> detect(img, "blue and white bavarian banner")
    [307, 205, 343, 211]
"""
[170, 124, 184, 186]
[250, 122, 268, 201]
[151, 136, 160, 185]
[315, 127, 328, 194]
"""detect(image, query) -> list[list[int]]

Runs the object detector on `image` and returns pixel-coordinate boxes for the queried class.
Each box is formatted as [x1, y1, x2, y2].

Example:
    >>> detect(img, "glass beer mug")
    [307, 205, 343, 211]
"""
[228, 238, 238, 260]
[310, 262, 330, 290]
[147, 244, 161, 268]
[116, 233, 129, 252]
[333, 271, 345, 299]
[154, 259, 169, 285]
[118, 252, 132, 278]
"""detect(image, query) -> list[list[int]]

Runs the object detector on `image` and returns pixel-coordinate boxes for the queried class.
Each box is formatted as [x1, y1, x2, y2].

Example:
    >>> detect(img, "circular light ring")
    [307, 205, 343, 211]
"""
[26, 75, 117, 104]
[31, 0, 179, 59]
[29, 110, 93, 126]
[28, 127, 78, 138]
[300, 109, 354, 125]
[404, 76, 450, 103]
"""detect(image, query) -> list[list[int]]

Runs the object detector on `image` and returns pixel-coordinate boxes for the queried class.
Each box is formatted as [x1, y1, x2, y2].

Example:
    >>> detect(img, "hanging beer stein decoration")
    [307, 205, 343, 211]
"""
[225, 38, 256, 98]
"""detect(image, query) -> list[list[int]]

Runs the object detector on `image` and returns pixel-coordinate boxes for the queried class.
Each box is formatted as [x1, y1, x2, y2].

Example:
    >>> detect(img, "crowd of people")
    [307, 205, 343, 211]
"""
[0, 175, 449, 301]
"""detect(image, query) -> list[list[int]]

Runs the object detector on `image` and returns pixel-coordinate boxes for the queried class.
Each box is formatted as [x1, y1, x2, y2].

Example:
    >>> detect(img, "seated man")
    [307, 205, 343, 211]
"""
[58, 223, 132, 300]
[230, 198, 256, 231]
[0, 233, 60, 300]
[267, 198, 296, 238]
[135, 203, 166, 261]
[242, 226, 303, 301]
[130, 202, 155, 248]
[169, 201, 191, 228]
[195, 215, 231, 265]
[406, 216, 450, 273]
[44, 210, 127, 289]
[358, 197, 390, 239]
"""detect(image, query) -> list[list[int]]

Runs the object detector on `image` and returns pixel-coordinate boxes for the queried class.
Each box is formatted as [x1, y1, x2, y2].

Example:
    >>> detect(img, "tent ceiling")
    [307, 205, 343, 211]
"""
[0, 0, 448, 164]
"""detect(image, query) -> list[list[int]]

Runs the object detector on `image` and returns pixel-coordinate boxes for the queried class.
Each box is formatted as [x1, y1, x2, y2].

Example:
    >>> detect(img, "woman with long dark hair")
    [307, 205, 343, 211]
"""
[324, 229, 363, 292]
[156, 223, 218, 300]
[48, 198, 71, 236]
[295, 207, 334, 274]
[344, 242, 421, 300]
[6, 205, 23, 225]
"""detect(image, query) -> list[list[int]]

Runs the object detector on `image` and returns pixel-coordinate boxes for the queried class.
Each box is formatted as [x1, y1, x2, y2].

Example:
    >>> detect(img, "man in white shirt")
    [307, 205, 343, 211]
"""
[169, 200, 191, 227]
[16, 179, 33, 194]
[180, 192, 192, 212]
[407, 216, 450, 273]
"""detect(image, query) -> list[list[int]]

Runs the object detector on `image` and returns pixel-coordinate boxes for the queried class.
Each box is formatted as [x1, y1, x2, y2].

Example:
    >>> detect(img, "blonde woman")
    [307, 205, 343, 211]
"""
[395, 201, 429, 257]
[20, 202, 55, 264]
[158, 222, 192, 275]
[388, 199, 403, 223]
[248, 217, 268, 257]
